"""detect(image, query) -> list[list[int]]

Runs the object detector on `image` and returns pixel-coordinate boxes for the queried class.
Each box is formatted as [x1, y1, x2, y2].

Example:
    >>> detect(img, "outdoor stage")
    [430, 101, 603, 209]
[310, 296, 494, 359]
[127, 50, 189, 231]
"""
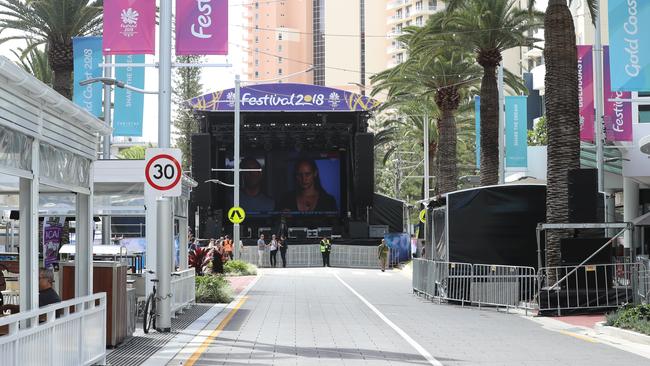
[187, 83, 400, 245]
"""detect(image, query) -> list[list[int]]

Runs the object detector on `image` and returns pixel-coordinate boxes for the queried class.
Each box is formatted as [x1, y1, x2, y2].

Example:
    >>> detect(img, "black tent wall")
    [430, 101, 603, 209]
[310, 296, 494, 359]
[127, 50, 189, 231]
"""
[369, 193, 404, 233]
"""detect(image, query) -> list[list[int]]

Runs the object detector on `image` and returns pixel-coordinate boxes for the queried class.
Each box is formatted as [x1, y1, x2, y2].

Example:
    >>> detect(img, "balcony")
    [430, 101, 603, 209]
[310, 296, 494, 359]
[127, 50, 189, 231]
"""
[387, 0, 406, 10]
[412, 5, 439, 16]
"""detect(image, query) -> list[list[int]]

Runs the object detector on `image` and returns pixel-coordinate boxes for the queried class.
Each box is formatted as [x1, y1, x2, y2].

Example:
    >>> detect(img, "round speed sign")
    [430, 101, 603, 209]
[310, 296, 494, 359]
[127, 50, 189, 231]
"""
[145, 154, 182, 191]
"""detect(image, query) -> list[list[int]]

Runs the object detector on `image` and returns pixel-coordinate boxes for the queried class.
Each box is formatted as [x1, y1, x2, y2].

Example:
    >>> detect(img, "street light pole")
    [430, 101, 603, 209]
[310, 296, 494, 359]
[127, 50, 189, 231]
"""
[233, 75, 241, 259]
[423, 113, 430, 259]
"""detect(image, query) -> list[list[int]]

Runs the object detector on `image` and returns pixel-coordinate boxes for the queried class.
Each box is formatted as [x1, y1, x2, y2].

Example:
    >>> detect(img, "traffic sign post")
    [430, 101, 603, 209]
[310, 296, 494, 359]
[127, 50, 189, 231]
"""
[228, 207, 246, 224]
[145, 148, 183, 197]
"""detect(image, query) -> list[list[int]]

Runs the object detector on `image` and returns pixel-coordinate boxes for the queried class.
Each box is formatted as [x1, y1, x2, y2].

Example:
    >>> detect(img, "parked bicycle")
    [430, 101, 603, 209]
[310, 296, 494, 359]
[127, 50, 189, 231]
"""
[143, 270, 180, 334]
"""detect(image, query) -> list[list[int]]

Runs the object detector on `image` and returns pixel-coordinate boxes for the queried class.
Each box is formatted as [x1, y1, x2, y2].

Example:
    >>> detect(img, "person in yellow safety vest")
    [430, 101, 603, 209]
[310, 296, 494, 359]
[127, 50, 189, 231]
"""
[320, 236, 332, 267]
[378, 239, 389, 272]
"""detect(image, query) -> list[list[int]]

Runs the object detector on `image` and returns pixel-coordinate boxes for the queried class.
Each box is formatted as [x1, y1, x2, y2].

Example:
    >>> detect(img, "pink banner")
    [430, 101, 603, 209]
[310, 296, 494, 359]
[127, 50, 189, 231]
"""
[578, 45, 594, 142]
[103, 0, 156, 55]
[176, 0, 228, 55]
[603, 46, 633, 141]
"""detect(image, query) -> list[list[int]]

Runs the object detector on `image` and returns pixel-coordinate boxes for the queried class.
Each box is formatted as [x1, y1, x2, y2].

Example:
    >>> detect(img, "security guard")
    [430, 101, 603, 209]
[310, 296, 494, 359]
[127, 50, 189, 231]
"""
[320, 236, 332, 267]
[378, 239, 389, 272]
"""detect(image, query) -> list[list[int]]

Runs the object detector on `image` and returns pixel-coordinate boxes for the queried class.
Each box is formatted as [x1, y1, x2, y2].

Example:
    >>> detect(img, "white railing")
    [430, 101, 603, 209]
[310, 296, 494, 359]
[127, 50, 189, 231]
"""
[171, 268, 196, 315]
[240, 244, 385, 269]
[0, 293, 106, 366]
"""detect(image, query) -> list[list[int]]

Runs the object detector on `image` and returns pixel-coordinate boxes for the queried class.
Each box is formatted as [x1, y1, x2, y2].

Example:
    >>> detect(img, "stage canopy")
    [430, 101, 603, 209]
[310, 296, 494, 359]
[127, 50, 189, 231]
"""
[187, 83, 381, 113]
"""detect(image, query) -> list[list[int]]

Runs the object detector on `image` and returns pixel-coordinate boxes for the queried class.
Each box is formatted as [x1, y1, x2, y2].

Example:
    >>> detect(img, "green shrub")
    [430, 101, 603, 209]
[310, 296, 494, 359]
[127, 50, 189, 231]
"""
[606, 304, 650, 336]
[195, 274, 234, 303]
[224, 260, 258, 276]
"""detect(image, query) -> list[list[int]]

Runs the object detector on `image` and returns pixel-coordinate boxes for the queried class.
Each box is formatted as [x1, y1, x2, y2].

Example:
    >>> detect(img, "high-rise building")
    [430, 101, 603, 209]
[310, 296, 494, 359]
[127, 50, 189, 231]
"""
[242, 0, 386, 92]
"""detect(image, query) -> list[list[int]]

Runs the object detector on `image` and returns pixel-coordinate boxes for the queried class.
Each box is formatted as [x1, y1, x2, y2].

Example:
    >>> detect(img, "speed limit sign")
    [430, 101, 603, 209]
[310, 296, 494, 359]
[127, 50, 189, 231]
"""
[145, 148, 183, 197]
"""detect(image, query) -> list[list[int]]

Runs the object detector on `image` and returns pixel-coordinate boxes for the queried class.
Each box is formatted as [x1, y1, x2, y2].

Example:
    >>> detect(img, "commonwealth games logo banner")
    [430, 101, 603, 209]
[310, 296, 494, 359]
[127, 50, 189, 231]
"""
[176, 0, 228, 55]
[73, 37, 103, 117]
[577, 45, 594, 142]
[113, 55, 145, 136]
[608, 0, 650, 91]
[103, 0, 156, 55]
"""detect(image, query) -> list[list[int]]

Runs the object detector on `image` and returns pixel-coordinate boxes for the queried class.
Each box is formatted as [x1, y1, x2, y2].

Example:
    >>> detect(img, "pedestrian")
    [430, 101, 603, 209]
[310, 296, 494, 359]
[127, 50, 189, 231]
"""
[257, 234, 266, 267]
[320, 236, 331, 267]
[279, 235, 288, 267]
[378, 239, 389, 272]
[223, 235, 234, 260]
[269, 234, 279, 267]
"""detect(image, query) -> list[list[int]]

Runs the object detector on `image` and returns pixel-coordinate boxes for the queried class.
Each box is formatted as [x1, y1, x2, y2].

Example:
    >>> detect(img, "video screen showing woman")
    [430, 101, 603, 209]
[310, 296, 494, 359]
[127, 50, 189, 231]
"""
[275, 158, 338, 213]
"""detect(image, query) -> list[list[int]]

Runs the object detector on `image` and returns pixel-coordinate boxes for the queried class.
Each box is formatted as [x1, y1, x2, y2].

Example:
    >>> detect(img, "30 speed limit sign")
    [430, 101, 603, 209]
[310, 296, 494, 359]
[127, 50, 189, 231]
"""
[145, 148, 183, 197]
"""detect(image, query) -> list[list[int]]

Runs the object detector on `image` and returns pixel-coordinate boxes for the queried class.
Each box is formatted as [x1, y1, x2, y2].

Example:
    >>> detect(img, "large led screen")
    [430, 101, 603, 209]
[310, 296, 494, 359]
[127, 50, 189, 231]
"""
[225, 152, 341, 216]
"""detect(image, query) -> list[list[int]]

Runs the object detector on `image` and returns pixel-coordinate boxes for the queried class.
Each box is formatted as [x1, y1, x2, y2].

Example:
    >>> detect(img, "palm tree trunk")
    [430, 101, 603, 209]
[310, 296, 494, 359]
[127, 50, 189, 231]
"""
[438, 109, 458, 194]
[543, 0, 581, 284]
[479, 64, 499, 186]
[52, 69, 73, 100]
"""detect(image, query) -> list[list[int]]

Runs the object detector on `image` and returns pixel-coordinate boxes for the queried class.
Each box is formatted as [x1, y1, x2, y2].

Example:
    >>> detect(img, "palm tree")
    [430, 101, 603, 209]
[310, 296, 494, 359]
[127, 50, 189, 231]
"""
[536, 0, 596, 277]
[372, 27, 482, 194]
[434, 0, 543, 186]
[0, 0, 103, 99]
[11, 43, 53, 86]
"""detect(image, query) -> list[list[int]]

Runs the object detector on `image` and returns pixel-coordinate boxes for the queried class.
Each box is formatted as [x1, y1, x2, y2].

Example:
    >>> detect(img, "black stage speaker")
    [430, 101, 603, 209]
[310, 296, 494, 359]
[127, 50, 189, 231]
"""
[354, 133, 374, 207]
[191, 134, 213, 206]
[568, 169, 599, 223]
[560, 238, 613, 266]
[349, 221, 368, 239]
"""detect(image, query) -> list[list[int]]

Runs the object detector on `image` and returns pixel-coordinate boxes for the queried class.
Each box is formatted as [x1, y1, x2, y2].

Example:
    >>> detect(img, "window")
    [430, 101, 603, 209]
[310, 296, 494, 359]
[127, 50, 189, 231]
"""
[396, 53, 404, 64]
[639, 92, 650, 97]
[405, 20, 411, 26]
[278, 68, 283, 76]
[255, 71, 259, 78]
[416, 16, 423, 26]
[429, 0, 437, 9]
[396, 24, 403, 33]
[278, 44, 283, 52]
[396, 9, 402, 18]
[255, 36, 259, 43]
[416, 1, 422, 10]
[405, 5, 411, 17]
[278, 57, 283, 64]
[255, 2, 258, 9]
[278, 32, 283, 41]
[255, 59, 259, 66]
[639, 105, 650, 123]
[254, 47, 259, 53]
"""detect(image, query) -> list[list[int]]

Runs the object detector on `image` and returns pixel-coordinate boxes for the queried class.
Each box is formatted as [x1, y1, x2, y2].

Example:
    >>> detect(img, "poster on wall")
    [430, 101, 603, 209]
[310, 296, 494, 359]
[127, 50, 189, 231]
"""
[43, 217, 65, 269]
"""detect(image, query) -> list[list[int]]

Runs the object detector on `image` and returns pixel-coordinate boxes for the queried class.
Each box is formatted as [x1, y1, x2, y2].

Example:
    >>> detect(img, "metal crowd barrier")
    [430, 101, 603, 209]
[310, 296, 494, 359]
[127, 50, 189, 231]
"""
[240, 244, 384, 269]
[170, 268, 196, 315]
[538, 262, 645, 315]
[412, 260, 538, 312]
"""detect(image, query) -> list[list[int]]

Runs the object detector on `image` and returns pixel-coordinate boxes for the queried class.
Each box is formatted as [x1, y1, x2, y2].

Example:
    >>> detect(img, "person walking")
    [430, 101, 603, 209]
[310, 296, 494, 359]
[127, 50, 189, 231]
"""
[257, 234, 266, 267]
[269, 234, 279, 267]
[378, 239, 390, 272]
[279, 235, 288, 268]
[320, 236, 332, 267]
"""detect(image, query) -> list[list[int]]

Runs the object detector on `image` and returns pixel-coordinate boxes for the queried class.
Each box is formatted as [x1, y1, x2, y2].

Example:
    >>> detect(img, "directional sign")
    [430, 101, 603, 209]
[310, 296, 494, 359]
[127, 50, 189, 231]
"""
[228, 206, 245, 224]
[419, 209, 427, 224]
[145, 148, 183, 197]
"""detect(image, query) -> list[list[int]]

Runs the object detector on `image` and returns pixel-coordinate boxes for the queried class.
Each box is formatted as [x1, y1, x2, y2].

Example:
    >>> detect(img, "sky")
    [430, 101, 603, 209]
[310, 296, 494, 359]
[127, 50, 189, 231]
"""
[0, 1, 245, 145]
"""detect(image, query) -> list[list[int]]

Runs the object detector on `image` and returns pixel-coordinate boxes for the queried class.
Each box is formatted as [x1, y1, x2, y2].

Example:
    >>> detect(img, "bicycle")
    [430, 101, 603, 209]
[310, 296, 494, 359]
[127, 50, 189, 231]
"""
[143, 270, 182, 333]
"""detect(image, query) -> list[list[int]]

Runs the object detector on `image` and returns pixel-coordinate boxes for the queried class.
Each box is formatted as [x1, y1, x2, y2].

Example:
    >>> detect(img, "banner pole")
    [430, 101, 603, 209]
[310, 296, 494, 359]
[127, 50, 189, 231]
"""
[498, 63, 505, 184]
[594, 0, 605, 194]
[233, 75, 241, 259]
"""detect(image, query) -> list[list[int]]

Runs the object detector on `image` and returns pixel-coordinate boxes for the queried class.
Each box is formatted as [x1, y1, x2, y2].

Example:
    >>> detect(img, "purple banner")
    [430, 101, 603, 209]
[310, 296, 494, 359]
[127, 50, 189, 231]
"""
[43, 217, 64, 269]
[604, 46, 633, 141]
[188, 83, 381, 112]
[176, 0, 228, 55]
[103, 0, 156, 55]
[578, 45, 595, 142]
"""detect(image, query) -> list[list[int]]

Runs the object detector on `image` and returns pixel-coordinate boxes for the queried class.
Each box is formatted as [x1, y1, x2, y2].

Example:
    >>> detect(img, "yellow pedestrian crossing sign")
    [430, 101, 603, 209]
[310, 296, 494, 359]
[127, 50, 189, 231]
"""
[419, 209, 427, 224]
[228, 206, 246, 224]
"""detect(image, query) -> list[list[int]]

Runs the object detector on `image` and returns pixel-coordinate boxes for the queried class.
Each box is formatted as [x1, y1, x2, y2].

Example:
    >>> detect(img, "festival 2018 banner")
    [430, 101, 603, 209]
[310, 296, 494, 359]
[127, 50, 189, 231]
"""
[113, 54, 145, 136]
[103, 0, 156, 55]
[474, 96, 480, 169]
[43, 217, 64, 269]
[73, 37, 103, 117]
[577, 45, 594, 142]
[608, 0, 650, 91]
[505, 96, 528, 168]
[176, 0, 228, 55]
[604, 46, 633, 142]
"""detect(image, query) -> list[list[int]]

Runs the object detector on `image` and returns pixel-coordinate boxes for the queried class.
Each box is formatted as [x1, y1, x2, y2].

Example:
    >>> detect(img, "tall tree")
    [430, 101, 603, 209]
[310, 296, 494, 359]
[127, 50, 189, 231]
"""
[11, 43, 53, 85]
[436, 0, 542, 186]
[536, 0, 597, 278]
[172, 55, 203, 171]
[0, 0, 103, 99]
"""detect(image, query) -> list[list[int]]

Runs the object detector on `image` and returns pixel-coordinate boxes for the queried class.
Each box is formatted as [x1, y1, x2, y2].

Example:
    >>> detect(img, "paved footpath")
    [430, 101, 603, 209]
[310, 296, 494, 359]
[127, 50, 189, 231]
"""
[168, 267, 650, 366]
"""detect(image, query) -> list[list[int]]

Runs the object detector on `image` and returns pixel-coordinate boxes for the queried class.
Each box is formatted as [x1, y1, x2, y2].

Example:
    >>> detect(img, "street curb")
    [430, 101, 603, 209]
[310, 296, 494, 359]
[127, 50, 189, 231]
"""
[595, 321, 650, 346]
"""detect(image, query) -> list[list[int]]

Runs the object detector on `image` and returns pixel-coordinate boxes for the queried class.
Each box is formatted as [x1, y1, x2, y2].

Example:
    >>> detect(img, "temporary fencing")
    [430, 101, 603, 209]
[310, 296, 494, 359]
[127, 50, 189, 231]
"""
[240, 244, 385, 269]
[538, 262, 645, 315]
